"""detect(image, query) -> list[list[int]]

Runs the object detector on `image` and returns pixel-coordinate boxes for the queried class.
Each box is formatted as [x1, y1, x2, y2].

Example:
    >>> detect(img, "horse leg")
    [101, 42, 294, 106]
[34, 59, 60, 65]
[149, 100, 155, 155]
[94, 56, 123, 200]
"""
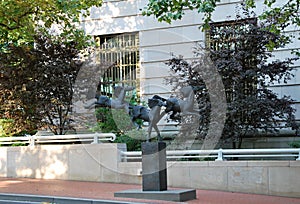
[147, 123, 153, 142]
[153, 124, 162, 141]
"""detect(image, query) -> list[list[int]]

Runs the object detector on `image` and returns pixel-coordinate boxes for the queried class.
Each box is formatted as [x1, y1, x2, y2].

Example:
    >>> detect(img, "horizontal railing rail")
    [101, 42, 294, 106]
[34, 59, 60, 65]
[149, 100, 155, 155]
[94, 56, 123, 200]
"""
[121, 148, 300, 161]
[0, 133, 116, 146]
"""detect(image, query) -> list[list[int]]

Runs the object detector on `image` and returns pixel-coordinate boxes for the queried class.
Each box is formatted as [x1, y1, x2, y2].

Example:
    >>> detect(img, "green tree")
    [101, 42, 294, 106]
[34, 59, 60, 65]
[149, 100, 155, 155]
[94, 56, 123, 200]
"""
[0, 0, 102, 46]
[0, 0, 103, 135]
[92, 108, 142, 151]
[0, 32, 83, 135]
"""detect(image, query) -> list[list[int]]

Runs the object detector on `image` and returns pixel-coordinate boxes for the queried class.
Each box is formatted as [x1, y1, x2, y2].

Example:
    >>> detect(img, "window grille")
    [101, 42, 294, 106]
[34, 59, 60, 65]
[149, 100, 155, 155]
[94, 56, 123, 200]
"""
[206, 18, 258, 123]
[95, 32, 140, 97]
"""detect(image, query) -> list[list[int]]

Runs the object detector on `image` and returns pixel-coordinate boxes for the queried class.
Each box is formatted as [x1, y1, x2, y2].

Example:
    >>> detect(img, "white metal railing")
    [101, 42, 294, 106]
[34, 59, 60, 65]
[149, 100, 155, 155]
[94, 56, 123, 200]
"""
[0, 133, 116, 146]
[121, 148, 300, 161]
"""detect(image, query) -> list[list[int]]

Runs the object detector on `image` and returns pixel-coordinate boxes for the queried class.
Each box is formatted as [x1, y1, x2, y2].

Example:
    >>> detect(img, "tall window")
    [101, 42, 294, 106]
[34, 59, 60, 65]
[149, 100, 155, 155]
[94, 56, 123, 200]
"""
[206, 18, 257, 103]
[95, 32, 140, 96]
[206, 18, 258, 123]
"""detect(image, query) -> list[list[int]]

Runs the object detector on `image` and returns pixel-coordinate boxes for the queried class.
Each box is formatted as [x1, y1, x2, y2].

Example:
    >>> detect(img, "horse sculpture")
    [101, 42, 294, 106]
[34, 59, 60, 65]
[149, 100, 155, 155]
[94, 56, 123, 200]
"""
[129, 97, 166, 141]
[146, 97, 166, 141]
[84, 86, 135, 113]
[152, 86, 198, 122]
[84, 85, 198, 142]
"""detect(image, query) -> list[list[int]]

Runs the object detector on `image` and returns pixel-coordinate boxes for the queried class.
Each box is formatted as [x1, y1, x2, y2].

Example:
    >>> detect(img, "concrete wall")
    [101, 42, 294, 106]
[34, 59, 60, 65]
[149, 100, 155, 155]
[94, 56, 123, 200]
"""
[0, 144, 300, 198]
[0, 143, 127, 182]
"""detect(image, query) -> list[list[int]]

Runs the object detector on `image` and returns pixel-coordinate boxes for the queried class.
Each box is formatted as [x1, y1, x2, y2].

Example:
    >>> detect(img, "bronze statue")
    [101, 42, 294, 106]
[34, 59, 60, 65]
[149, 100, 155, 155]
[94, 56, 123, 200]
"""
[84, 85, 135, 113]
[85, 85, 198, 142]
[152, 86, 198, 122]
[147, 97, 166, 142]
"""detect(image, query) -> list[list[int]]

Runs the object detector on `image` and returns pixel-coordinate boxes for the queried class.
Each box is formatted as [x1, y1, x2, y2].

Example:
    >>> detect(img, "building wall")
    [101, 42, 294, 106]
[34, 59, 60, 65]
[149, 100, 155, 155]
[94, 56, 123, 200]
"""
[1, 144, 300, 198]
[80, 0, 300, 125]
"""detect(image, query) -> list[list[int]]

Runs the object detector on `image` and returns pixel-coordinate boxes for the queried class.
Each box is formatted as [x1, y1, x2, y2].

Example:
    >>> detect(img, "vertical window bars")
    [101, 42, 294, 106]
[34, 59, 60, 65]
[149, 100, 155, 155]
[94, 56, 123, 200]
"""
[206, 18, 258, 123]
[95, 32, 140, 97]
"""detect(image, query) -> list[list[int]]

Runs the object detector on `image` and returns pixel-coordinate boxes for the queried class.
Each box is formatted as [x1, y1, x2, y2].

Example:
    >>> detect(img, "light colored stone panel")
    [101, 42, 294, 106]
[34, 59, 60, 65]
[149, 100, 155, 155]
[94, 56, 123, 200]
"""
[140, 26, 203, 47]
[119, 173, 142, 184]
[141, 42, 195, 63]
[228, 167, 268, 195]
[171, 10, 198, 27]
[140, 62, 171, 79]
[38, 145, 69, 179]
[293, 103, 300, 119]
[168, 166, 191, 188]
[170, 43, 196, 59]
[209, 161, 247, 167]
[140, 30, 160, 47]
[82, 16, 140, 36]
[189, 167, 228, 190]
[182, 26, 205, 42]
[140, 78, 173, 95]
[271, 50, 300, 66]
[139, 16, 170, 32]
[140, 11, 199, 31]
[118, 162, 142, 184]
[281, 86, 300, 101]
[270, 86, 300, 101]
[159, 27, 185, 45]
[68, 145, 101, 181]
[212, 3, 237, 22]
[98, 143, 127, 183]
[99, 143, 124, 170]
[101, 167, 120, 183]
[89, 1, 138, 19]
[7, 146, 40, 178]
[290, 161, 300, 167]
[269, 167, 300, 197]
[118, 162, 141, 175]
[0, 148, 7, 177]
[167, 161, 209, 168]
[140, 46, 171, 62]
[247, 161, 290, 167]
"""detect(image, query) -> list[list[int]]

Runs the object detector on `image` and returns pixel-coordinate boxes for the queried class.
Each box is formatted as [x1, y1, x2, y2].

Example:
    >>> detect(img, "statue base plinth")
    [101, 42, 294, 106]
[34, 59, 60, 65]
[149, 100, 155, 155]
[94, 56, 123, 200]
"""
[142, 142, 167, 191]
[114, 189, 196, 202]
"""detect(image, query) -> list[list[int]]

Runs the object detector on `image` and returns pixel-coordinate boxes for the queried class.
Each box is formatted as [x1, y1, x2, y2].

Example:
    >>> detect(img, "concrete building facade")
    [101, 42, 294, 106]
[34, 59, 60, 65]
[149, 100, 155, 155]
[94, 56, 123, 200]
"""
[79, 0, 300, 142]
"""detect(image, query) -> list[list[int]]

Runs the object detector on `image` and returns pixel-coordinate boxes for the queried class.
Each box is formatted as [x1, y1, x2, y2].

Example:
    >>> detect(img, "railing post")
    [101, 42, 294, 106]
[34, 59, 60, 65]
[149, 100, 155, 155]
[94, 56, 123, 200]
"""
[215, 148, 223, 161]
[92, 133, 99, 144]
[297, 150, 300, 161]
[28, 135, 35, 146]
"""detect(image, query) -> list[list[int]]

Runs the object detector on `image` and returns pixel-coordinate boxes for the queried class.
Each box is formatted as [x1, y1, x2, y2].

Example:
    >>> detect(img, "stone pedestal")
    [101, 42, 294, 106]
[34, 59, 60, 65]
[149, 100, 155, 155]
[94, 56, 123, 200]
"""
[142, 142, 167, 191]
[115, 142, 196, 202]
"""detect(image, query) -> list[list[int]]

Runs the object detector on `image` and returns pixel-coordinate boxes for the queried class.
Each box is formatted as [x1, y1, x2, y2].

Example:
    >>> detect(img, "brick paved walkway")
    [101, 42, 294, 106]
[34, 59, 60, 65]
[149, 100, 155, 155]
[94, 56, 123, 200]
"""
[0, 178, 299, 204]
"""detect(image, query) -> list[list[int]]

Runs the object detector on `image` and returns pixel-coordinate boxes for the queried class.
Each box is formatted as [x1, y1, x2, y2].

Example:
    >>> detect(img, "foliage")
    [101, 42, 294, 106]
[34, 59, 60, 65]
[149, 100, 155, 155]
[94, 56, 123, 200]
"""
[93, 108, 134, 133]
[0, 0, 103, 46]
[143, 0, 300, 54]
[0, 33, 83, 135]
[93, 90, 147, 150]
[33, 33, 83, 135]
[0, 0, 104, 135]
[165, 12, 298, 148]
[92, 107, 143, 151]
[289, 141, 300, 148]
[114, 134, 141, 151]
[142, 0, 219, 29]
[0, 119, 15, 136]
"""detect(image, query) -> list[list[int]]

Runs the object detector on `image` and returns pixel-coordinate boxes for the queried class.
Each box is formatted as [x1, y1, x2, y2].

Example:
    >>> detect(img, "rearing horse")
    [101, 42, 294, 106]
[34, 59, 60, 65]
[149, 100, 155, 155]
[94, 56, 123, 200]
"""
[153, 86, 198, 122]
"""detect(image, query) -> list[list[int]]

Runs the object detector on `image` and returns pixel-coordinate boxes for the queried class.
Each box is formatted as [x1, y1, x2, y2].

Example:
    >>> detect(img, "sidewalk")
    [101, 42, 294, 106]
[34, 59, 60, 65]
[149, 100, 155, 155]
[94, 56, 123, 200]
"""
[0, 178, 299, 204]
